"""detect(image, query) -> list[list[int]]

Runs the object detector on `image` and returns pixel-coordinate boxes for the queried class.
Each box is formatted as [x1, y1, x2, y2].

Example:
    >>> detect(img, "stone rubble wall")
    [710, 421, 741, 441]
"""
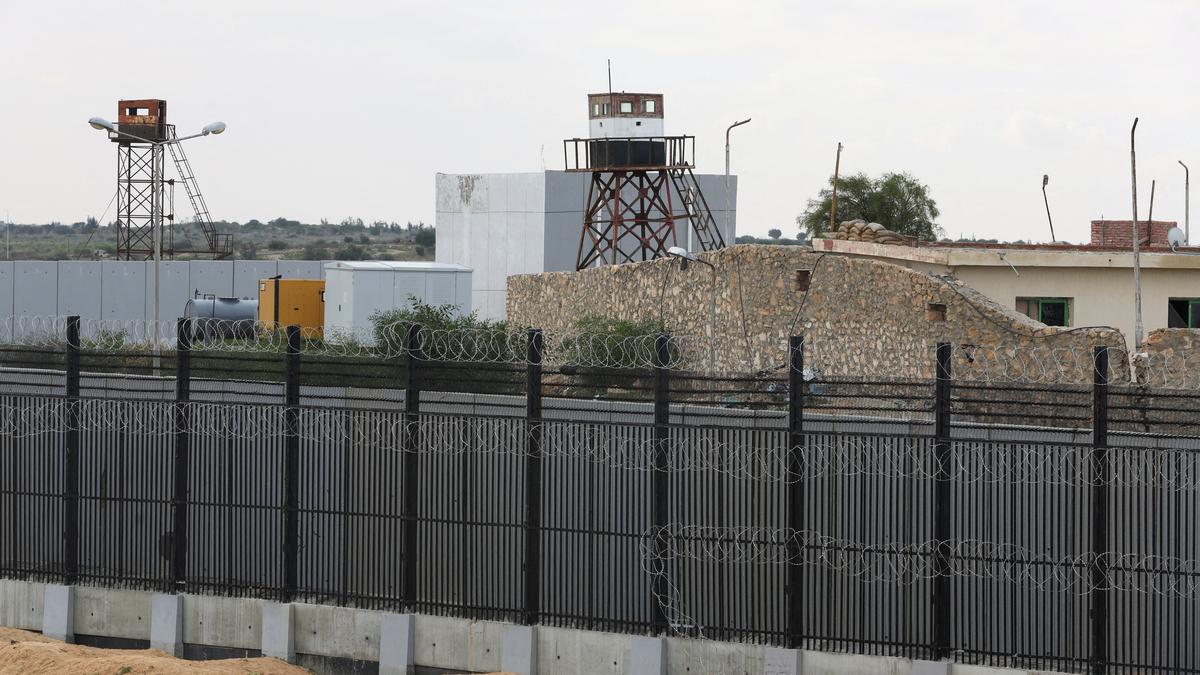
[507, 244, 1129, 383]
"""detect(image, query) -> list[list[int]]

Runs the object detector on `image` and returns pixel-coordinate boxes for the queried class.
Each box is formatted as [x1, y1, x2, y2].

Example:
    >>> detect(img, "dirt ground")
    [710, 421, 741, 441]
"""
[0, 627, 310, 675]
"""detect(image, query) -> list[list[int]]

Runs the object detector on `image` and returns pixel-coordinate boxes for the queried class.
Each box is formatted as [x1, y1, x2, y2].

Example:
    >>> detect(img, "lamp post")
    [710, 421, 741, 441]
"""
[725, 119, 751, 248]
[87, 117, 226, 349]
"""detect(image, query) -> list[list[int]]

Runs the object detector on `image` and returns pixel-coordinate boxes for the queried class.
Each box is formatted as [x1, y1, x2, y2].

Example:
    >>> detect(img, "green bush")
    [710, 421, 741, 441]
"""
[370, 298, 510, 357]
[558, 315, 674, 369]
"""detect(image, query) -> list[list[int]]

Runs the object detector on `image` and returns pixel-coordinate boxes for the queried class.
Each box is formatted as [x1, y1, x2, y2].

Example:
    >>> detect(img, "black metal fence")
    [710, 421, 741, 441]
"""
[1, 318, 1199, 674]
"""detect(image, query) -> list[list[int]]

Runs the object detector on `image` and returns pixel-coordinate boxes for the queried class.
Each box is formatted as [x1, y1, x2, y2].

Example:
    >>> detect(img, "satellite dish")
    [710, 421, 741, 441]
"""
[1167, 227, 1186, 249]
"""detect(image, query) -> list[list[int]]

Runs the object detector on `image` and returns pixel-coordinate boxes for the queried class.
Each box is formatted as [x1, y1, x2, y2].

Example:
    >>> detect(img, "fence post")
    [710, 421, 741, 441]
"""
[401, 324, 422, 612]
[523, 329, 544, 626]
[932, 342, 953, 659]
[171, 318, 192, 590]
[283, 325, 301, 601]
[650, 333, 671, 635]
[63, 316, 81, 585]
[786, 335, 805, 649]
[1091, 346, 1110, 675]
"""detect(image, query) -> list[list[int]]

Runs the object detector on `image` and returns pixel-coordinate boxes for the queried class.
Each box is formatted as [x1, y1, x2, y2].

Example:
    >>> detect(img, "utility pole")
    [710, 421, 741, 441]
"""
[1130, 118, 1143, 349]
[829, 142, 843, 234]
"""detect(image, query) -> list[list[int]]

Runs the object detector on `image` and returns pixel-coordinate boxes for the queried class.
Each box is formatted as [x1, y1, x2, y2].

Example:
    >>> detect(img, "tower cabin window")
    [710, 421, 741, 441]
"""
[619, 101, 633, 113]
[644, 99, 656, 113]
[592, 103, 600, 116]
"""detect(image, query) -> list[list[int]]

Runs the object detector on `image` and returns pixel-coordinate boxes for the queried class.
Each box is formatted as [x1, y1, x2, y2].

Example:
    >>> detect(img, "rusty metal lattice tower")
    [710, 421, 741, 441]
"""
[108, 99, 232, 260]
[566, 92, 725, 270]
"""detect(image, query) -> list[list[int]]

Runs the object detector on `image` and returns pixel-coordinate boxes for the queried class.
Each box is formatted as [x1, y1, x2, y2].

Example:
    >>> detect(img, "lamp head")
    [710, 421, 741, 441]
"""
[201, 121, 227, 136]
[88, 117, 115, 132]
[666, 245, 695, 270]
[1042, 174, 1049, 188]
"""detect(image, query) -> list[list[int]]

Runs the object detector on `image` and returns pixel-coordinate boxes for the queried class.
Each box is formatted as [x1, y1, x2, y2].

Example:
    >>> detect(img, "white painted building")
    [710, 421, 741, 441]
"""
[323, 261, 471, 338]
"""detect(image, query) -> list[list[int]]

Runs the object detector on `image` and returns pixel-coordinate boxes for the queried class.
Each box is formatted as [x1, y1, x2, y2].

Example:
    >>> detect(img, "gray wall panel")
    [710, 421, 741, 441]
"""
[233, 261, 278, 299]
[189, 261, 234, 297]
[101, 262, 145, 322]
[14, 261, 58, 318]
[276, 260, 324, 279]
[0, 262, 14, 331]
[57, 262, 102, 319]
[146, 261, 193, 324]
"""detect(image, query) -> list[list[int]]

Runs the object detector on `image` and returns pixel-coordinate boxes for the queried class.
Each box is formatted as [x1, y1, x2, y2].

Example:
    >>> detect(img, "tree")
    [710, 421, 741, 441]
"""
[767, 228, 782, 240]
[414, 229, 435, 248]
[797, 172, 941, 240]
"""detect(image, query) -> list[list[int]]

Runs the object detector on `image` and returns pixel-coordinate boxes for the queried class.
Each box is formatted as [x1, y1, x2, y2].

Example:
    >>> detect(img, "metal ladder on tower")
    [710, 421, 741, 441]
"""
[668, 167, 727, 251]
[165, 125, 232, 258]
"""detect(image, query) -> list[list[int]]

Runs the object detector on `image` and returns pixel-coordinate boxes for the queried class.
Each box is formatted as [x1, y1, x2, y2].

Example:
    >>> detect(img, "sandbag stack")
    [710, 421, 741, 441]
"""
[830, 219, 913, 246]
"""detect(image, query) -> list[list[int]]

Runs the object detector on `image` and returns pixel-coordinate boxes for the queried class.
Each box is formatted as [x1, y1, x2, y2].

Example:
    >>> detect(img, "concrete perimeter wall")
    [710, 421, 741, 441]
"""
[0, 259, 324, 326]
[0, 579, 1066, 675]
[507, 244, 1127, 382]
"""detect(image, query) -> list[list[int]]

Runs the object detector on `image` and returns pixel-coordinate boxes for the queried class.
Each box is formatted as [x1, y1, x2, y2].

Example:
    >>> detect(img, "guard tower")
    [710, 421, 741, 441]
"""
[566, 92, 725, 269]
[109, 99, 232, 260]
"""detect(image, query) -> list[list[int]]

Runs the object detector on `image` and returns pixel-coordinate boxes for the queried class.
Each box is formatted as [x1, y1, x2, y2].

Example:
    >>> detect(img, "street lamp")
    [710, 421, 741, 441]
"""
[725, 119, 751, 248]
[87, 117, 227, 350]
[1042, 174, 1055, 242]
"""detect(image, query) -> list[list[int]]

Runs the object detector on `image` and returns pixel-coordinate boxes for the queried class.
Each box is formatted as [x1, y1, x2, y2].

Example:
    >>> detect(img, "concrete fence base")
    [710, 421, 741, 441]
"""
[0, 579, 1061, 675]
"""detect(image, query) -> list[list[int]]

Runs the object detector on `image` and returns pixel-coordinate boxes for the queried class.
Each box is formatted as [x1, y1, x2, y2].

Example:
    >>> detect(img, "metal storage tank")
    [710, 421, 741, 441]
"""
[184, 294, 258, 341]
[323, 261, 472, 341]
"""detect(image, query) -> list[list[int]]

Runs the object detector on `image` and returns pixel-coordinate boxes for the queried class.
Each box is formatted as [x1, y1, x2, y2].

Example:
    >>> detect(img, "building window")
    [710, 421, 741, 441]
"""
[1016, 297, 1071, 326]
[600, 102, 610, 115]
[1168, 298, 1200, 327]
[619, 101, 633, 113]
[592, 103, 600, 116]
[926, 302, 947, 322]
[644, 99, 657, 113]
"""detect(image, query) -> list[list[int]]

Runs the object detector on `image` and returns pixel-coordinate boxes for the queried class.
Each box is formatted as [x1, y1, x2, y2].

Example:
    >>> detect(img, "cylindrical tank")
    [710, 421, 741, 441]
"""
[184, 295, 259, 341]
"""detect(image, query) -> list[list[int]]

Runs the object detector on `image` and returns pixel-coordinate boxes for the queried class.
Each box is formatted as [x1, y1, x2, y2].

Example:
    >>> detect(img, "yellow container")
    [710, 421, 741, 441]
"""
[259, 278, 325, 337]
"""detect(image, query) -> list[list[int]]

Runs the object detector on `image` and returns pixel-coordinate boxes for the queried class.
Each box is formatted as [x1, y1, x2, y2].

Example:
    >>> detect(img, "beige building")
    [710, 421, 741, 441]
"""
[813, 219, 1200, 350]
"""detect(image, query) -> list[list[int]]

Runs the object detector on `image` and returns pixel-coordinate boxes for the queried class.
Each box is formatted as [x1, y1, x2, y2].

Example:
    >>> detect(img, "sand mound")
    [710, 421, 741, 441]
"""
[0, 627, 310, 674]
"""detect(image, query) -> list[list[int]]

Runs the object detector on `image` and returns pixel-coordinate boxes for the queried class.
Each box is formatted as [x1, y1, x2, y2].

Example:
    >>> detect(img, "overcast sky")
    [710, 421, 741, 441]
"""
[1, 0, 1196, 242]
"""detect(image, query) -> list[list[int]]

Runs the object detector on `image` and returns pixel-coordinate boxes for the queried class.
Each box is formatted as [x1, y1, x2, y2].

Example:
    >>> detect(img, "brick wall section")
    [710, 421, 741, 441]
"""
[1090, 220, 1178, 247]
[507, 244, 1129, 383]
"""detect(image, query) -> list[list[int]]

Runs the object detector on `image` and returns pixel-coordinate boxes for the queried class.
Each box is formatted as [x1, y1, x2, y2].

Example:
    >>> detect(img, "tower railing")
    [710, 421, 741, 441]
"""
[563, 136, 696, 172]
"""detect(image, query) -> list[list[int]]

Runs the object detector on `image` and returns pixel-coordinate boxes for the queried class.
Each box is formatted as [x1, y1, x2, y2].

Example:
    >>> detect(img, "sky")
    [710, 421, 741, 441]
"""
[1, 0, 1197, 243]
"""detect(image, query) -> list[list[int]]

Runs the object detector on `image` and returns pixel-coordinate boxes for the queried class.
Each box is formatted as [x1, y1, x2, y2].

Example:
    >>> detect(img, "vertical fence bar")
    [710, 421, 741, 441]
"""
[402, 324, 422, 611]
[786, 335, 805, 648]
[523, 329, 544, 626]
[63, 315, 81, 585]
[171, 318, 192, 590]
[650, 333, 671, 634]
[1091, 346, 1110, 675]
[932, 342, 953, 658]
[283, 325, 301, 601]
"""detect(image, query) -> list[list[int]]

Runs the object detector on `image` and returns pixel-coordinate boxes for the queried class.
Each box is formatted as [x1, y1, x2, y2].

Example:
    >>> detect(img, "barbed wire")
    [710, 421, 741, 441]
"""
[640, 524, 1200, 597]
[4, 397, 1200, 491]
[5, 316, 1200, 389]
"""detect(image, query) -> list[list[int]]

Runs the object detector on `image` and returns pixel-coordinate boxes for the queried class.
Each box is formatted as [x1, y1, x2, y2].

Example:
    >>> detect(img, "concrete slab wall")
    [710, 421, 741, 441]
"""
[0, 260, 326, 332]
[0, 579, 1066, 675]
